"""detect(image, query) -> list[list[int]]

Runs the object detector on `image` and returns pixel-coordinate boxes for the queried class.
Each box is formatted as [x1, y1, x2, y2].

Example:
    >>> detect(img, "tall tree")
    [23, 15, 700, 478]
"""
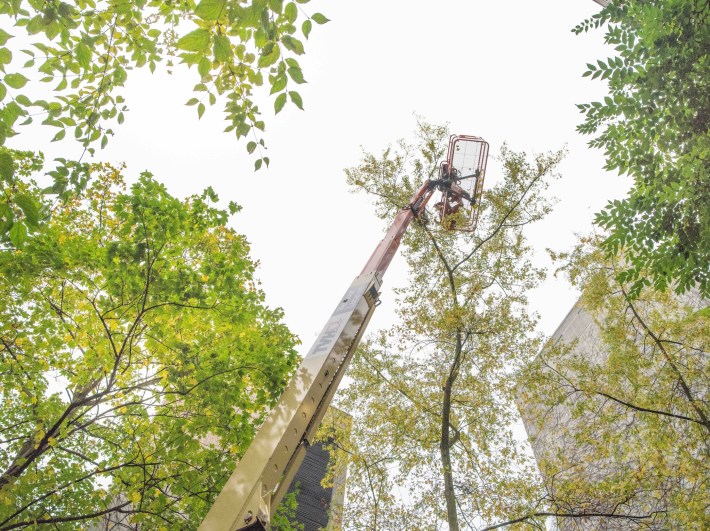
[575, 0, 710, 297]
[0, 154, 299, 529]
[0, 0, 329, 245]
[517, 236, 709, 529]
[329, 122, 564, 530]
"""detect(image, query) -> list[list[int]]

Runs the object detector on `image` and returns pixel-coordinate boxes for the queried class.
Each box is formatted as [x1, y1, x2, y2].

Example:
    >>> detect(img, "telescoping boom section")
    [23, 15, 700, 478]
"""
[199, 135, 489, 531]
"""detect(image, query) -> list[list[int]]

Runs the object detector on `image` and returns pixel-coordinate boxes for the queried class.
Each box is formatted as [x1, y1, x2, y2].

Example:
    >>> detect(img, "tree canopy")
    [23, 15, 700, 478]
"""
[330, 122, 565, 530]
[0, 0, 328, 246]
[575, 0, 710, 297]
[519, 236, 709, 529]
[0, 155, 299, 529]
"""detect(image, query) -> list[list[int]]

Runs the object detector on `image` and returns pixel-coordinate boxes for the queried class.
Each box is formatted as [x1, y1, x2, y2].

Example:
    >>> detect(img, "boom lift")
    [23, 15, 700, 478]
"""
[200, 135, 489, 531]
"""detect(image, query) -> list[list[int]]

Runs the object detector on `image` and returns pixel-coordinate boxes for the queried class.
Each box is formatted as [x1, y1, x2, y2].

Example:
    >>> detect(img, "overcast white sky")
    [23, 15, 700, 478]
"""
[14, 0, 628, 354]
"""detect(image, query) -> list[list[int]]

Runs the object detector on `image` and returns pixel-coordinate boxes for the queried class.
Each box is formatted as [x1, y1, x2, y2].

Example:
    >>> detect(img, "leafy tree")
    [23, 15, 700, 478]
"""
[0, 155, 299, 529]
[517, 236, 709, 530]
[271, 488, 304, 531]
[0, 0, 328, 245]
[330, 122, 565, 530]
[575, 0, 710, 297]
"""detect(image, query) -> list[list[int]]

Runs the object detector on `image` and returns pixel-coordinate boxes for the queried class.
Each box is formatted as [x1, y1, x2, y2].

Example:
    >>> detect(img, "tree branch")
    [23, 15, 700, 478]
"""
[480, 509, 665, 531]
[620, 287, 710, 436]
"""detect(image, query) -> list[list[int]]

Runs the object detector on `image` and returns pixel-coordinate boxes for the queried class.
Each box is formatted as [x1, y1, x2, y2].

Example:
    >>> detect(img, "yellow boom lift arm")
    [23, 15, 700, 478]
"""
[200, 135, 488, 530]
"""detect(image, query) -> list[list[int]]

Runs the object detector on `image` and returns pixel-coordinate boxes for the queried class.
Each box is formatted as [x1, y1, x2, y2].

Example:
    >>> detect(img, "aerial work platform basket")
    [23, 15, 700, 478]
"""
[434, 134, 489, 232]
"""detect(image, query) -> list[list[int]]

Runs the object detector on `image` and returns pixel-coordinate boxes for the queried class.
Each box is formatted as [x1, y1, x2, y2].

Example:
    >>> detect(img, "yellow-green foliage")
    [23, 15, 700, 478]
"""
[0, 159, 298, 529]
[523, 236, 709, 529]
[338, 121, 564, 530]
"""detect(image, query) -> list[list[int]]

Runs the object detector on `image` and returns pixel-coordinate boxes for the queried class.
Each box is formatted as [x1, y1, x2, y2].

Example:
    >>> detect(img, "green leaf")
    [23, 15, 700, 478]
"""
[113, 66, 127, 85]
[198, 56, 211, 78]
[30, 16, 50, 38]
[57, 1, 74, 16]
[0, 83, 6, 102]
[9, 220, 27, 247]
[254, 158, 263, 171]
[236, 122, 249, 137]
[311, 13, 329, 24]
[14, 193, 39, 227]
[213, 34, 232, 62]
[257, 44, 280, 68]
[186, 97, 199, 106]
[15, 94, 31, 106]
[198, 102, 205, 118]
[0, 151, 14, 181]
[177, 29, 211, 53]
[289, 90, 303, 110]
[195, 0, 226, 20]
[0, 48, 12, 65]
[270, 73, 287, 94]
[302, 19, 312, 39]
[4, 73, 29, 89]
[281, 36, 304, 55]
[287, 66, 305, 84]
[3, 101, 23, 126]
[0, 30, 12, 46]
[247, 141, 257, 154]
[274, 93, 287, 114]
[76, 43, 91, 69]
[285, 2, 298, 21]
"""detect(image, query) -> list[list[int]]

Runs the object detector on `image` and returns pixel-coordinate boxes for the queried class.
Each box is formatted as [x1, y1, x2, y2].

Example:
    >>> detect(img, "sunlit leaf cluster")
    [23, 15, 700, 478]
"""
[0, 0, 328, 246]
[0, 158, 299, 529]
[0, 147, 47, 248]
[0, 0, 326, 152]
[574, 0, 710, 297]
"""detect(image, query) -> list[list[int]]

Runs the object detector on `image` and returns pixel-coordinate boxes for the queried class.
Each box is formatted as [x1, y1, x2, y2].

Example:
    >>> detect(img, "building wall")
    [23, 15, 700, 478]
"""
[518, 290, 707, 530]
[518, 303, 632, 531]
[289, 441, 336, 531]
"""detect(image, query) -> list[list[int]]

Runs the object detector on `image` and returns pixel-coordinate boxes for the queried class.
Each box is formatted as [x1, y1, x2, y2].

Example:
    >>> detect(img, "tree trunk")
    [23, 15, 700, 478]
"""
[440, 394, 459, 531]
[440, 332, 462, 531]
